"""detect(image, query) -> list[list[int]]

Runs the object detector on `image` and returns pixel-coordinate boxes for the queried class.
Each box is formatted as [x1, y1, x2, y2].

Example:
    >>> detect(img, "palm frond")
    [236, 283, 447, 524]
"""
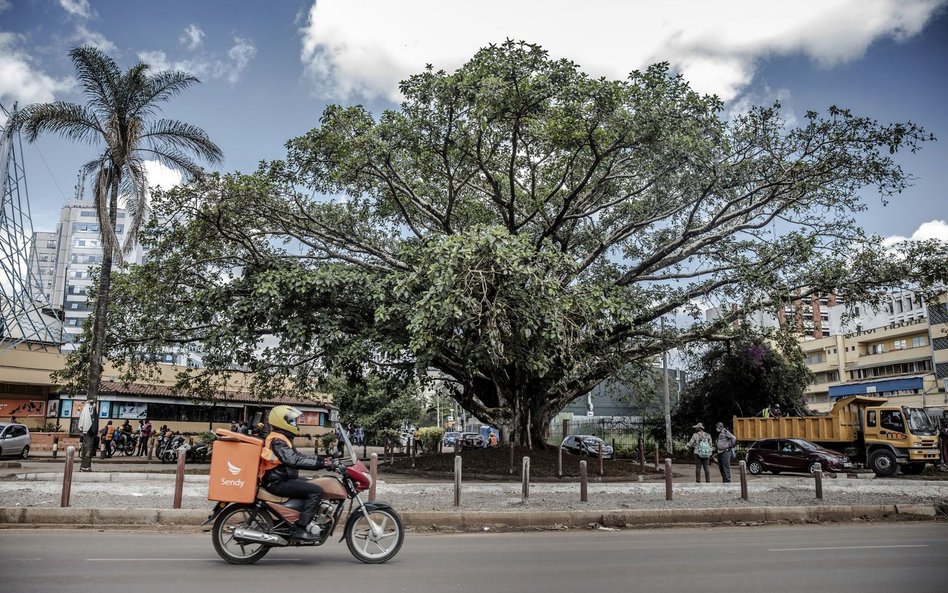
[92, 166, 124, 265]
[121, 158, 150, 254]
[70, 46, 121, 117]
[132, 70, 201, 120]
[141, 119, 223, 165]
[9, 102, 103, 145]
[139, 146, 207, 179]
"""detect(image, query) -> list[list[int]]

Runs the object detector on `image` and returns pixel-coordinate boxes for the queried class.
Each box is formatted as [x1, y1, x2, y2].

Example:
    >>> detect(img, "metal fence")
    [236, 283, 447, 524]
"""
[549, 417, 648, 457]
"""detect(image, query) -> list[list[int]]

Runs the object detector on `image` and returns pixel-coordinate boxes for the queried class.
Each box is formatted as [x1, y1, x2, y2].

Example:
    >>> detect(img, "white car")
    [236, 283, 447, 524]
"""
[0, 422, 31, 459]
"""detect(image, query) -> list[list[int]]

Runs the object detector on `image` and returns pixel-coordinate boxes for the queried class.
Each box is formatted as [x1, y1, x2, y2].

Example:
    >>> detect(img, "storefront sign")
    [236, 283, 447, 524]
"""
[0, 399, 46, 418]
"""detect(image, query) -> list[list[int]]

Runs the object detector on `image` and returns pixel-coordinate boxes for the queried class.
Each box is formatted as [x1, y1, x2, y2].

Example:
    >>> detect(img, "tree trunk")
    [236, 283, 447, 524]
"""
[82, 170, 120, 472]
[492, 394, 556, 450]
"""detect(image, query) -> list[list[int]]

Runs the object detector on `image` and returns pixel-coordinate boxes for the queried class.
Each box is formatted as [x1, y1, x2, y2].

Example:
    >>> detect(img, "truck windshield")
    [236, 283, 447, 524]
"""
[904, 407, 936, 435]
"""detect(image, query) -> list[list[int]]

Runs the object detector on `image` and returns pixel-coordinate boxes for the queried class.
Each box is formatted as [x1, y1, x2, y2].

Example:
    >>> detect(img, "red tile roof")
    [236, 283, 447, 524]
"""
[95, 380, 334, 409]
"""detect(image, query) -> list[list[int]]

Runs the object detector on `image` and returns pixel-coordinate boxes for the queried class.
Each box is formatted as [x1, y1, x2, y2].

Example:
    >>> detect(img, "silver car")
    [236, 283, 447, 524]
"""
[0, 422, 31, 459]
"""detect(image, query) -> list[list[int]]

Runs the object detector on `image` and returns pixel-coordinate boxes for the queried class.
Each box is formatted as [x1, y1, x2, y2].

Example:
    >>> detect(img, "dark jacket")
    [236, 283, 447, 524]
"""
[262, 429, 328, 485]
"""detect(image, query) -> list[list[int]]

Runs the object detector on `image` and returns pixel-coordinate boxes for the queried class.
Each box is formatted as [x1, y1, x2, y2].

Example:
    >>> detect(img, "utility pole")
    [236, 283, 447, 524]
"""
[662, 317, 672, 456]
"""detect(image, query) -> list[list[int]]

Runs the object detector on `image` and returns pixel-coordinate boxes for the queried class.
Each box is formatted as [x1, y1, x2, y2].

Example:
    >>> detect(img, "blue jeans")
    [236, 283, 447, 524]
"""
[717, 449, 733, 482]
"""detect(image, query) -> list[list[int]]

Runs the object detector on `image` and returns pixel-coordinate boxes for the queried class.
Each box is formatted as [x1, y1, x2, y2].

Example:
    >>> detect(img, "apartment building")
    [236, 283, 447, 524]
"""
[801, 318, 941, 412]
[930, 293, 948, 392]
[26, 231, 58, 302]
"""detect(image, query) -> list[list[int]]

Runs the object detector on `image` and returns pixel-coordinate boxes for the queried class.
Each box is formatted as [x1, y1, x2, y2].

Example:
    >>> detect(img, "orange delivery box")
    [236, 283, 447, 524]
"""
[207, 429, 263, 503]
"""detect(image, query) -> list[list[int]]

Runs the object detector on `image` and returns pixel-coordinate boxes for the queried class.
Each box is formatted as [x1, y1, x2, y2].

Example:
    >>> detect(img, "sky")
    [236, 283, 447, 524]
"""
[2, 0, 947, 243]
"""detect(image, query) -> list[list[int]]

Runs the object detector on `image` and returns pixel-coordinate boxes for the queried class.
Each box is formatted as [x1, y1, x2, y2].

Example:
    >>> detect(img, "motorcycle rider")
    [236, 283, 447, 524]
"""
[260, 405, 335, 542]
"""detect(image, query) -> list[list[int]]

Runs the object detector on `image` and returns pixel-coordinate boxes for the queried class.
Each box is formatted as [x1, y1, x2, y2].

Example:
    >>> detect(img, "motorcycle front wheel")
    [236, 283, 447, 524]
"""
[345, 507, 404, 564]
[212, 505, 274, 565]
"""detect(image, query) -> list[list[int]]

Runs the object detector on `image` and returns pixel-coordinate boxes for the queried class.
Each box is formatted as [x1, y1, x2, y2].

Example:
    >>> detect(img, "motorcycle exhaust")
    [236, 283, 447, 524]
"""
[233, 527, 288, 547]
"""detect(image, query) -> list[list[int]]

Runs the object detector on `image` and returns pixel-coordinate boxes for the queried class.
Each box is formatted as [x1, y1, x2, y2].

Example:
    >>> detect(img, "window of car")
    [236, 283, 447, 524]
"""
[13, 426, 27, 437]
[866, 410, 876, 428]
[756, 440, 778, 451]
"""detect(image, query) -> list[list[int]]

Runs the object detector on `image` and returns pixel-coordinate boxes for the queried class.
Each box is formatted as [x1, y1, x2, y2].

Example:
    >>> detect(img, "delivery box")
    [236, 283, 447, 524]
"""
[207, 429, 264, 503]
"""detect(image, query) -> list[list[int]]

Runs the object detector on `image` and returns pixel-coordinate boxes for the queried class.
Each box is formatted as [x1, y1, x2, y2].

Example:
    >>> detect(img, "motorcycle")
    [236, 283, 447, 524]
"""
[205, 421, 403, 565]
[154, 428, 174, 459]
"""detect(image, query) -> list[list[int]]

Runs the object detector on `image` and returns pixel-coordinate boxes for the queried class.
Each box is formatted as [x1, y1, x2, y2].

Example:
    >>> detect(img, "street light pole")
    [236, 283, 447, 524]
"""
[662, 317, 672, 456]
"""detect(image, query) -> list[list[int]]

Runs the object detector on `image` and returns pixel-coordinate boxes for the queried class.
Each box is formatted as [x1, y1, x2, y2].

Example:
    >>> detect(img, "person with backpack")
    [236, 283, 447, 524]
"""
[687, 423, 713, 482]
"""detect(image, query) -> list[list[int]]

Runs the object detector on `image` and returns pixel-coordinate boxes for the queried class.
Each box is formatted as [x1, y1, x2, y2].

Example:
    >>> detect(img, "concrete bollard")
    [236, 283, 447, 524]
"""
[521, 456, 530, 504]
[509, 441, 515, 475]
[369, 453, 378, 502]
[813, 462, 823, 500]
[410, 436, 415, 469]
[580, 460, 588, 502]
[172, 447, 186, 509]
[598, 443, 604, 476]
[147, 433, 155, 460]
[655, 447, 660, 471]
[558, 444, 563, 478]
[739, 460, 748, 500]
[53, 435, 59, 460]
[665, 458, 673, 501]
[454, 455, 462, 507]
[61, 446, 75, 507]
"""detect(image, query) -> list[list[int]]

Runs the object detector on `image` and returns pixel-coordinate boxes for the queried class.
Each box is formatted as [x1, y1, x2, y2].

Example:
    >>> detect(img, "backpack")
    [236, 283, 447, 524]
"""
[696, 439, 712, 459]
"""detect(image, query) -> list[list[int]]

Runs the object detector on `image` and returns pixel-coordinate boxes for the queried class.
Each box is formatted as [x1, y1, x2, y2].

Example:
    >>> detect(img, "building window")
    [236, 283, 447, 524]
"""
[46, 240, 56, 248]
[870, 344, 885, 354]
[893, 339, 906, 350]
[912, 336, 927, 348]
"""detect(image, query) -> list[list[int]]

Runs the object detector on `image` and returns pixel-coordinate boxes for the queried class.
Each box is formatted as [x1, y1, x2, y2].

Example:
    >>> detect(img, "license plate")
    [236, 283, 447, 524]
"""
[842, 462, 852, 468]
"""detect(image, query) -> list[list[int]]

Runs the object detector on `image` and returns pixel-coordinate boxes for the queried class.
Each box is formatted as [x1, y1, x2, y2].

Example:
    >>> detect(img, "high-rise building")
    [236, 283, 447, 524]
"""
[26, 231, 58, 303]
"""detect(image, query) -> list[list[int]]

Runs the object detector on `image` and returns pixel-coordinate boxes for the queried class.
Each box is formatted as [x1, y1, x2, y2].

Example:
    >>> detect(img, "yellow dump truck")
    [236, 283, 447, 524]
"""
[733, 396, 940, 477]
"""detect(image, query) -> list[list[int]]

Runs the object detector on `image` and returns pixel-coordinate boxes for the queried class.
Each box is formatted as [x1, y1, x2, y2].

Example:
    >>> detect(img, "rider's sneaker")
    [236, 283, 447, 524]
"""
[292, 525, 319, 541]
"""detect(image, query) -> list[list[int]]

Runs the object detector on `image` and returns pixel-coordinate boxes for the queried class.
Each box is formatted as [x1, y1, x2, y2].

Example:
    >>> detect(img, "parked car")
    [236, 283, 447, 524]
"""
[744, 437, 851, 475]
[561, 435, 613, 459]
[443, 431, 461, 447]
[459, 432, 486, 449]
[0, 422, 31, 459]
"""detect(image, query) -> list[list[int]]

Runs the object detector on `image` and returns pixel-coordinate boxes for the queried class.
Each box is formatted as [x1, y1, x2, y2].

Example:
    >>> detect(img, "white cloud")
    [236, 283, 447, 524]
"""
[180, 24, 205, 51]
[138, 36, 256, 85]
[299, 0, 943, 102]
[74, 24, 117, 53]
[883, 220, 948, 248]
[0, 0, 12, 13]
[142, 160, 184, 192]
[728, 85, 798, 127]
[0, 33, 74, 114]
[58, 0, 93, 19]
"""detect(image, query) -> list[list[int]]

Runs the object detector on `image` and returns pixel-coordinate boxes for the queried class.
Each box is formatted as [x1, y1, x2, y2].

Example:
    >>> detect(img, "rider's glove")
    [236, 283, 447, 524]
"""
[323, 457, 336, 470]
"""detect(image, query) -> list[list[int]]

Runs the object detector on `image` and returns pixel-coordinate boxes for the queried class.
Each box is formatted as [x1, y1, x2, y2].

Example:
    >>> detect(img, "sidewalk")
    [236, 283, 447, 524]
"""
[1, 454, 945, 530]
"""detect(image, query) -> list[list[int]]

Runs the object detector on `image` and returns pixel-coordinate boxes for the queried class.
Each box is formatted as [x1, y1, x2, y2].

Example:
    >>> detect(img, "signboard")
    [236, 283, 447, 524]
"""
[46, 401, 59, 418]
[115, 403, 147, 419]
[866, 386, 877, 394]
[59, 400, 73, 418]
[0, 399, 46, 418]
[98, 401, 112, 419]
[299, 411, 322, 426]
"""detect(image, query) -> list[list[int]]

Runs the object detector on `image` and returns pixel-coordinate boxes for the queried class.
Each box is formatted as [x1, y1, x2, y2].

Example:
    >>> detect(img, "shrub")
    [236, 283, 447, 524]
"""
[42, 421, 62, 432]
[198, 431, 216, 445]
[414, 427, 445, 452]
[320, 432, 337, 455]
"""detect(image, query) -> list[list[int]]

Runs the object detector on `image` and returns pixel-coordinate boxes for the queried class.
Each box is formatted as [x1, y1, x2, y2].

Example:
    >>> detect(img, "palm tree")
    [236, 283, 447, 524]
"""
[12, 46, 222, 469]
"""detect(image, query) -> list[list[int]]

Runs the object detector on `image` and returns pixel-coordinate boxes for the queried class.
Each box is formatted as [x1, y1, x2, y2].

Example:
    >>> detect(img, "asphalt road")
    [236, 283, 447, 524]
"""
[2, 523, 947, 593]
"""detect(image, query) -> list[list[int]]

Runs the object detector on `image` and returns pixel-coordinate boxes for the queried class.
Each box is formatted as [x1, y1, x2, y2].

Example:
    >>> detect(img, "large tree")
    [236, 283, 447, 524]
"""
[672, 333, 814, 437]
[12, 46, 221, 467]
[91, 41, 945, 448]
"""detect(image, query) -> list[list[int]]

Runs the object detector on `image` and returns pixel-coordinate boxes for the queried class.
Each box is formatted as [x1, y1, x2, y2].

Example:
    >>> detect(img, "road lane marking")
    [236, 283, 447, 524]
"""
[768, 544, 929, 552]
[86, 558, 303, 562]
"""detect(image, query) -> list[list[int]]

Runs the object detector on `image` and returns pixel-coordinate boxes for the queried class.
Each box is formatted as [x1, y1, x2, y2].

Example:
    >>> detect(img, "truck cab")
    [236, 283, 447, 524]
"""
[861, 404, 939, 476]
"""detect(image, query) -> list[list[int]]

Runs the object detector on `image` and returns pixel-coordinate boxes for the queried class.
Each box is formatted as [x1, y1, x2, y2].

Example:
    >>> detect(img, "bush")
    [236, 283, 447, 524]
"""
[198, 431, 216, 445]
[414, 427, 444, 452]
[42, 421, 62, 432]
[320, 432, 337, 455]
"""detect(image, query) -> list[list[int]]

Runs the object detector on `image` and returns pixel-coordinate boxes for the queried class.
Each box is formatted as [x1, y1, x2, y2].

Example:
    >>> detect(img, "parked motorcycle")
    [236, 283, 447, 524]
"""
[205, 421, 403, 565]
[154, 428, 174, 459]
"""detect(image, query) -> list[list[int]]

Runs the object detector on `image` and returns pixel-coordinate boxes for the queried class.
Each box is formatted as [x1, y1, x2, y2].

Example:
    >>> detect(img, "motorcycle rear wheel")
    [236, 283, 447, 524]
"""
[345, 507, 404, 564]
[212, 505, 274, 565]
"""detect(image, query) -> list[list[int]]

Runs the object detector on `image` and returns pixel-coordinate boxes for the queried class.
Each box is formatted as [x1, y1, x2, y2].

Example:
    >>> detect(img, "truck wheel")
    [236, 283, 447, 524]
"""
[900, 462, 926, 475]
[869, 450, 898, 477]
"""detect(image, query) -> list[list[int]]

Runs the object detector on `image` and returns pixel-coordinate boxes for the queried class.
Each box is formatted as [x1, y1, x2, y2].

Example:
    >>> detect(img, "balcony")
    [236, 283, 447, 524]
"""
[849, 346, 932, 368]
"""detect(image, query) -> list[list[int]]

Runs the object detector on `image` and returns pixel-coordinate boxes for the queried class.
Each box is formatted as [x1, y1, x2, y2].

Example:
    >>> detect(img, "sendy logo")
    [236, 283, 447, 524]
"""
[227, 460, 241, 475]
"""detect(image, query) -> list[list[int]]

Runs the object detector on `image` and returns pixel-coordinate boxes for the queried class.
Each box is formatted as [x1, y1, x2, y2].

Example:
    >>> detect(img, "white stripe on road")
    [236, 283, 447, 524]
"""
[87, 558, 302, 562]
[769, 544, 929, 552]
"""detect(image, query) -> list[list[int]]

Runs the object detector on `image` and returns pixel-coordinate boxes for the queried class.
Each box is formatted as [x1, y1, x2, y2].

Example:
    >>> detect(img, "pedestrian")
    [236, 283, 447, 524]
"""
[769, 404, 782, 418]
[687, 423, 713, 482]
[138, 418, 152, 456]
[10, 415, 16, 424]
[354, 426, 364, 446]
[77, 401, 97, 471]
[714, 421, 737, 482]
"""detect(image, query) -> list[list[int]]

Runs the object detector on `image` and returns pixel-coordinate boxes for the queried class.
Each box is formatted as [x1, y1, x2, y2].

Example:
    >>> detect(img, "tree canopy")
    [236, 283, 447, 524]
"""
[671, 333, 813, 437]
[87, 41, 945, 447]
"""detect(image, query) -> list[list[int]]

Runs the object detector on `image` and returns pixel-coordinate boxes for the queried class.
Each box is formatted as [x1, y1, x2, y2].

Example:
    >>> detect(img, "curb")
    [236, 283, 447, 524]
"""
[0, 504, 939, 530]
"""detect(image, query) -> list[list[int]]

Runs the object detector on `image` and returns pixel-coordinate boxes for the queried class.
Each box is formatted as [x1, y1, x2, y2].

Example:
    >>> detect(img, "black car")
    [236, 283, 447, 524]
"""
[459, 432, 485, 449]
[745, 438, 851, 475]
[561, 435, 613, 459]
